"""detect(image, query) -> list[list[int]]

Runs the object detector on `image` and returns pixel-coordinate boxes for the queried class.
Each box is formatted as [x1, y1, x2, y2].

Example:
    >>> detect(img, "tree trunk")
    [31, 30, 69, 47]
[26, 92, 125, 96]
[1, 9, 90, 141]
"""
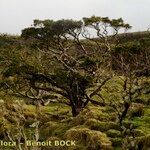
[71, 104, 83, 117]
[119, 102, 130, 125]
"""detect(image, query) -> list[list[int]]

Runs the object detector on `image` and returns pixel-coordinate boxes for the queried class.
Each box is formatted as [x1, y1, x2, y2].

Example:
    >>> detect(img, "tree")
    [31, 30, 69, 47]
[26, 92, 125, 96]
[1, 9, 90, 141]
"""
[2, 16, 130, 117]
[95, 39, 149, 126]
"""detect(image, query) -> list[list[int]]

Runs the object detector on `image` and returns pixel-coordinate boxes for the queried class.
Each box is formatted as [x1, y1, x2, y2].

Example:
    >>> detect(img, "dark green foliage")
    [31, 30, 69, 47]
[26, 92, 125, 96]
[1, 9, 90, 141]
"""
[79, 57, 97, 74]
[22, 19, 82, 40]
[111, 40, 150, 76]
[3, 64, 37, 77]
[0, 34, 19, 47]
[113, 41, 141, 54]
[83, 16, 131, 30]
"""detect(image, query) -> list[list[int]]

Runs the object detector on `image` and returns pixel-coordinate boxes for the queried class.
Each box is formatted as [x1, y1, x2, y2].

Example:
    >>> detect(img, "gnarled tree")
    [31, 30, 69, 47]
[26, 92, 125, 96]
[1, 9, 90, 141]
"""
[2, 16, 130, 117]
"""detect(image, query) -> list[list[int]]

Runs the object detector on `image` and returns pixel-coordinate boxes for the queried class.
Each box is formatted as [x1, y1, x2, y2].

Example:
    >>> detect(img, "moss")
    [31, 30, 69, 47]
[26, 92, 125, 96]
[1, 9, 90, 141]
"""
[110, 138, 123, 147]
[4, 114, 19, 124]
[122, 120, 138, 129]
[64, 126, 90, 145]
[86, 130, 113, 150]
[40, 121, 59, 139]
[144, 107, 150, 116]
[60, 117, 74, 123]
[52, 123, 73, 138]
[42, 137, 66, 150]
[47, 136, 60, 141]
[137, 134, 150, 148]
[107, 129, 122, 138]
[64, 126, 112, 150]
[73, 114, 85, 125]
[114, 147, 122, 150]
[23, 109, 37, 119]
[42, 104, 71, 120]
[138, 127, 150, 135]
[138, 94, 150, 105]
[84, 119, 120, 132]
[24, 117, 35, 127]
[133, 129, 145, 137]
[23, 104, 36, 111]
[73, 107, 114, 125]
[38, 114, 52, 124]
[68, 146, 87, 150]
[132, 115, 150, 134]
[134, 98, 147, 105]
[40, 121, 73, 140]
[24, 128, 35, 139]
[129, 103, 144, 118]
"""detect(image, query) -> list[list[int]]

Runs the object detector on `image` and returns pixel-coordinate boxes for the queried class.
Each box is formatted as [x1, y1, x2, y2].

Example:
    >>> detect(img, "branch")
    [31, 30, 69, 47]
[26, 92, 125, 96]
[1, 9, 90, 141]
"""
[85, 94, 105, 106]
[90, 77, 111, 98]
[28, 73, 69, 92]
[68, 29, 87, 55]
[34, 86, 69, 99]
[44, 98, 70, 106]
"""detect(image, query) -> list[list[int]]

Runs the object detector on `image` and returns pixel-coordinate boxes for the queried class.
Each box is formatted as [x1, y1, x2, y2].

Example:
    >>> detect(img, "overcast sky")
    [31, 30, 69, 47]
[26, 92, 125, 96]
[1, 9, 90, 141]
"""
[0, 0, 150, 35]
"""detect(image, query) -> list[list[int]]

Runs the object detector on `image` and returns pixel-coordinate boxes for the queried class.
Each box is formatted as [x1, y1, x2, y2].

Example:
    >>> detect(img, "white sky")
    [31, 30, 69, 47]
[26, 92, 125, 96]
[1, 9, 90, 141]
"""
[0, 0, 150, 35]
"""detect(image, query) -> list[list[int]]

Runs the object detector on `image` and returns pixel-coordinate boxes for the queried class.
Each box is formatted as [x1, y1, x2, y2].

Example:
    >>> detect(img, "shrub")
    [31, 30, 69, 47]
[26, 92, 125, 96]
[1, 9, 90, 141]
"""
[72, 107, 113, 125]
[106, 129, 122, 138]
[136, 134, 150, 149]
[84, 119, 120, 132]
[129, 103, 144, 118]
[40, 121, 59, 139]
[41, 137, 65, 150]
[64, 126, 113, 150]
[110, 138, 123, 147]
[133, 129, 145, 137]
[122, 121, 138, 129]
[64, 126, 89, 145]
